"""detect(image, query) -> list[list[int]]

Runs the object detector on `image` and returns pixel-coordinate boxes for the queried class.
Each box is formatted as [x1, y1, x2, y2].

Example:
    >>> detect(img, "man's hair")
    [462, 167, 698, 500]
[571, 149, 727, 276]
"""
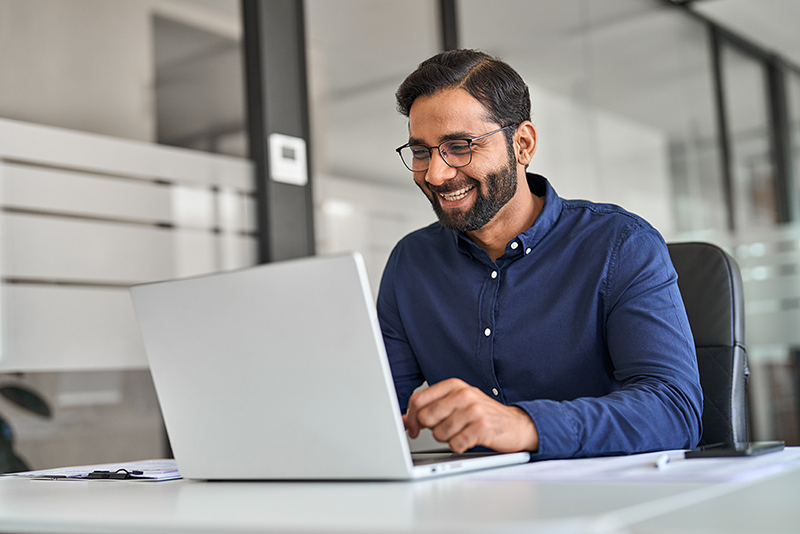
[396, 49, 531, 133]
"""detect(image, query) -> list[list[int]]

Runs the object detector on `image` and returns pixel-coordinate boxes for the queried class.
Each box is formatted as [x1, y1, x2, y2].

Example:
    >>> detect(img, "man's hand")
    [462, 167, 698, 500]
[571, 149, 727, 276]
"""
[403, 378, 539, 454]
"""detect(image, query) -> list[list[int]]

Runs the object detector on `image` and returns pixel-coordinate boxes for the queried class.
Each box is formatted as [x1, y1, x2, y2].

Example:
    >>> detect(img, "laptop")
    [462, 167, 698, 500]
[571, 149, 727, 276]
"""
[130, 252, 530, 480]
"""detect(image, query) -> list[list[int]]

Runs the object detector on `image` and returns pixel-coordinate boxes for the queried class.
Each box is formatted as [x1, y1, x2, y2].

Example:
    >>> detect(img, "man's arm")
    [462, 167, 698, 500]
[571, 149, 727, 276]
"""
[516, 228, 703, 459]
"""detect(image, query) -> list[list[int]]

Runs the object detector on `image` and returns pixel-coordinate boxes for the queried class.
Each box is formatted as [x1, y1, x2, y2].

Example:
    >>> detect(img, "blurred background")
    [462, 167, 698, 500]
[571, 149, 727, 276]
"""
[2, 0, 800, 470]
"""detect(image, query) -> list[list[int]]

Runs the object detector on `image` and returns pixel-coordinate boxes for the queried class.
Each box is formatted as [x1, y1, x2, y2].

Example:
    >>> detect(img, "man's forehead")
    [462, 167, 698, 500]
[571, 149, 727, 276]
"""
[407, 89, 493, 142]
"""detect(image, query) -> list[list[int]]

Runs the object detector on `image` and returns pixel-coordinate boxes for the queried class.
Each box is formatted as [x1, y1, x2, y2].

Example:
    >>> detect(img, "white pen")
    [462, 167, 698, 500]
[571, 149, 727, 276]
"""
[654, 453, 670, 470]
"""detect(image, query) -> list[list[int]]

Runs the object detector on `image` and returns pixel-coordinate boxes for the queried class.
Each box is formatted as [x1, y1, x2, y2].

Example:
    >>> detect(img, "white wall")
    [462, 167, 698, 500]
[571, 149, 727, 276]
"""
[0, 0, 241, 144]
[0, 0, 156, 141]
[0, 118, 256, 372]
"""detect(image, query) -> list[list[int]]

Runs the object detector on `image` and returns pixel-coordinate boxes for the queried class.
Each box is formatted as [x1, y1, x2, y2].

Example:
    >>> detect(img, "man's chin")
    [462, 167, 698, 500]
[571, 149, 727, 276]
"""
[434, 206, 483, 232]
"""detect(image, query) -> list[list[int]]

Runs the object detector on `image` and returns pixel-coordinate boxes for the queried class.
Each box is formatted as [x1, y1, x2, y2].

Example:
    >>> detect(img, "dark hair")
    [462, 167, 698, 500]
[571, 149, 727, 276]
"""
[396, 49, 531, 134]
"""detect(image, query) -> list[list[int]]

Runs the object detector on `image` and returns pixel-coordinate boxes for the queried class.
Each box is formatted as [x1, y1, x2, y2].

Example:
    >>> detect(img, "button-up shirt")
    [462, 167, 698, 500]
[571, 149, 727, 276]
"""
[377, 174, 703, 459]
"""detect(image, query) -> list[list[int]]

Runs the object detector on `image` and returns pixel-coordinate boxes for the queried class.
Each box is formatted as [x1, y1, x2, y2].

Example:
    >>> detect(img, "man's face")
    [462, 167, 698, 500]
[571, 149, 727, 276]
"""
[407, 88, 519, 233]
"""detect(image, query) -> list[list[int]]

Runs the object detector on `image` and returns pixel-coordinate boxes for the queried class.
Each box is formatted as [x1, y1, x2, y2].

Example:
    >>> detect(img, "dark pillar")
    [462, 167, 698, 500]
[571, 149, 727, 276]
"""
[242, 0, 315, 263]
[439, 0, 459, 51]
[767, 58, 796, 223]
[710, 26, 736, 231]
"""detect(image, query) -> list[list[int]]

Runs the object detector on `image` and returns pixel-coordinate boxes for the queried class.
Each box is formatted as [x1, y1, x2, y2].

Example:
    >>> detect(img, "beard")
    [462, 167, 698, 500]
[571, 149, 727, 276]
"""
[422, 158, 518, 233]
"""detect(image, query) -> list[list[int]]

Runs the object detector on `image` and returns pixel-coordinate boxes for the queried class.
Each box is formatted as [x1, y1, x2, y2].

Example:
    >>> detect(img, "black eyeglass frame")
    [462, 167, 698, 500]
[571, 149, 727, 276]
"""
[395, 124, 517, 172]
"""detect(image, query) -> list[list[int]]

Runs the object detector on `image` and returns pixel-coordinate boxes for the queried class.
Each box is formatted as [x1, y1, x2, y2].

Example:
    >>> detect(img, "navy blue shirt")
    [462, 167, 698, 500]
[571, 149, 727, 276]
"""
[377, 174, 703, 460]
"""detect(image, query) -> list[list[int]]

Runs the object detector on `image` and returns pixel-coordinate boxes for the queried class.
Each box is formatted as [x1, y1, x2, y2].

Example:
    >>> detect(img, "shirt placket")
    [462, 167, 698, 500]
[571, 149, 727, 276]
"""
[481, 238, 534, 402]
[477, 263, 502, 401]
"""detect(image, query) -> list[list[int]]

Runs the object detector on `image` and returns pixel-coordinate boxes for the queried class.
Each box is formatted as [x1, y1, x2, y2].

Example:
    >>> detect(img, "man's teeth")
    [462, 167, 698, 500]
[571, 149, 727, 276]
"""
[439, 185, 473, 202]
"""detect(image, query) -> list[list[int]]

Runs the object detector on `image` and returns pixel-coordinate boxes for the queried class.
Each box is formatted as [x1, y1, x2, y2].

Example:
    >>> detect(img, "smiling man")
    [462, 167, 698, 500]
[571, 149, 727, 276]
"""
[377, 49, 703, 459]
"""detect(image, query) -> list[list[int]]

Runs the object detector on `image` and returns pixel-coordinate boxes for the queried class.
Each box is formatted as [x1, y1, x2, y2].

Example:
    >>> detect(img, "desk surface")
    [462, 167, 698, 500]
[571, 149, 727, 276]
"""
[2, 455, 800, 534]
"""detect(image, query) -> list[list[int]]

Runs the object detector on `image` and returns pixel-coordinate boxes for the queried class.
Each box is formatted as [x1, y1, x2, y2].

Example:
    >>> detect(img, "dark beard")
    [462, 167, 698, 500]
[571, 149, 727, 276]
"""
[425, 159, 518, 233]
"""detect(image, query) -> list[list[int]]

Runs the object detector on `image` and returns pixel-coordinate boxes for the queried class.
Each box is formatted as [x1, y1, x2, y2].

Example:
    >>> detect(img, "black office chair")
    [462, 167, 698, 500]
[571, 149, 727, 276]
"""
[667, 241, 749, 445]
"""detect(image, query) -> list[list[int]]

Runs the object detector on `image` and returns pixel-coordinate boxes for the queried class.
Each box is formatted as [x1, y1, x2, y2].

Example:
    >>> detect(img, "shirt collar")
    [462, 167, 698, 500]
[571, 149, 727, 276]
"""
[452, 173, 562, 263]
[518, 173, 562, 251]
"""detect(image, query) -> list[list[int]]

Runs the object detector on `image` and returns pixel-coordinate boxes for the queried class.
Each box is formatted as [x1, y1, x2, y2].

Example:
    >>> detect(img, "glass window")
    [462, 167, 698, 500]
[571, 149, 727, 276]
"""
[460, 0, 725, 238]
[305, 0, 439, 291]
[720, 42, 778, 229]
[153, 10, 247, 157]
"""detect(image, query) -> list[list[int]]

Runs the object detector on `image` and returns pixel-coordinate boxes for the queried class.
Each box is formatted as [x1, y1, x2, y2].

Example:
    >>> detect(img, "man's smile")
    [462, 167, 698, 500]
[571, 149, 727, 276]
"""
[438, 184, 475, 203]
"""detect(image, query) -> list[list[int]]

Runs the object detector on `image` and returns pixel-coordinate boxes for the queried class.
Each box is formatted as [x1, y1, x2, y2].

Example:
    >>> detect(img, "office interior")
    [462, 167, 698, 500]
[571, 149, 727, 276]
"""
[0, 0, 799, 472]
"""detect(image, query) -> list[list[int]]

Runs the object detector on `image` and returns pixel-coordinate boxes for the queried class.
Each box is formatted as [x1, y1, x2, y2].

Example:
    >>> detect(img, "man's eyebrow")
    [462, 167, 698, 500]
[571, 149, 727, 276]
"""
[407, 132, 473, 146]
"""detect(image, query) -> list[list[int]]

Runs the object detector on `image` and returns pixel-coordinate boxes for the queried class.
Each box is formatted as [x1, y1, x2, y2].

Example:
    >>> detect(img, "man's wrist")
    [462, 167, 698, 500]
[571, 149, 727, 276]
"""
[512, 406, 539, 452]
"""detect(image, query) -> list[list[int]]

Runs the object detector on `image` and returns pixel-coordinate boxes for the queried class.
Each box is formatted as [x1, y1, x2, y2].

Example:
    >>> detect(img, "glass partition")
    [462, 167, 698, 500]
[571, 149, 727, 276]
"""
[305, 0, 440, 292]
[720, 43, 778, 229]
[460, 0, 724, 240]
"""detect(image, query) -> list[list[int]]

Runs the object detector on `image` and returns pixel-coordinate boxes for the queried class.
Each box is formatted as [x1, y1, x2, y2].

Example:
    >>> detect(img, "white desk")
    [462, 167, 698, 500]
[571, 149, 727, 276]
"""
[2, 457, 799, 534]
[626, 465, 800, 533]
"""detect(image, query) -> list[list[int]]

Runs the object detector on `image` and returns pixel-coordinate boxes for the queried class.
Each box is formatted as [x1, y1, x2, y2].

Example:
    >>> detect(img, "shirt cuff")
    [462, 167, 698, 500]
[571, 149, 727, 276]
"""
[513, 399, 578, 460]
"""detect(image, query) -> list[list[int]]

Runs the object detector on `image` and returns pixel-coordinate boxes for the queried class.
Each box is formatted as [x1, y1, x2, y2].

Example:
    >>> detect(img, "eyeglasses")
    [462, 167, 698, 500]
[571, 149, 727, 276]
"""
[395, 124, 516, 172]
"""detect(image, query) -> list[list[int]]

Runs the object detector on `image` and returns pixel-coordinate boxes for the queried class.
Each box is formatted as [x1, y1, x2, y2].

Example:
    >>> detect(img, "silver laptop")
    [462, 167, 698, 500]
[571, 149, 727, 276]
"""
[130, 252, 530, 480]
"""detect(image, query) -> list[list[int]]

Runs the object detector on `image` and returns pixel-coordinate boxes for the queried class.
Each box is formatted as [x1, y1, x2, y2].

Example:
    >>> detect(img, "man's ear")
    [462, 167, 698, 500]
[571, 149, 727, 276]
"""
[515, 121, 537, 166]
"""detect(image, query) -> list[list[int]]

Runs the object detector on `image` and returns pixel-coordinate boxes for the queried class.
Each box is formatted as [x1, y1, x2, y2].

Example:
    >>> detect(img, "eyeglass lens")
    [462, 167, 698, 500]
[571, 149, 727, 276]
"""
[399, 140, 471, 172]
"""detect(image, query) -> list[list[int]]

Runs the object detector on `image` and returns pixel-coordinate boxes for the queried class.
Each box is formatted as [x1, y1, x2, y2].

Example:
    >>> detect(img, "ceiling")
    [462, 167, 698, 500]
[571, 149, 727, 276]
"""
[684, 0, 800, 67]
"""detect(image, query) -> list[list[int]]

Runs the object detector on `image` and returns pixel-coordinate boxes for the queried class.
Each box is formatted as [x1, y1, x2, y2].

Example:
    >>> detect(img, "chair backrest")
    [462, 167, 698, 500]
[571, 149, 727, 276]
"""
[667, 242, 748, 445]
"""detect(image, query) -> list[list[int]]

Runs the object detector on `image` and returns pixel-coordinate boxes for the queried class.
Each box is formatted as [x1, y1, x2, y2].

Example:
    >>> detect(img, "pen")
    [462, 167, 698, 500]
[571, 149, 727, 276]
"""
[653, 453, 670, 470]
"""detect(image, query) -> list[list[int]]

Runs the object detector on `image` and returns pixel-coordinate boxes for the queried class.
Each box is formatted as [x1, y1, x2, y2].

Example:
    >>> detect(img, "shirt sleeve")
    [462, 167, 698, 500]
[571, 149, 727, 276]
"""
[515, 226, 704, 459]
[377, 246, 425, 413]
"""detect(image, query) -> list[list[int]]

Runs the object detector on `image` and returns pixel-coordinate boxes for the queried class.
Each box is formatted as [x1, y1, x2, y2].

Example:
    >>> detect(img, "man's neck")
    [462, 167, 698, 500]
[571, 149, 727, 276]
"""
[465, 176, 543, 262]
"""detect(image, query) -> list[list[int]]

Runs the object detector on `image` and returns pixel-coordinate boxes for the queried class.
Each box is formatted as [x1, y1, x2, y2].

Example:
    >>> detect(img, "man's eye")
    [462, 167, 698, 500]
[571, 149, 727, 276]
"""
[411, 147, 430, 159]
[445, 143, 471, 155]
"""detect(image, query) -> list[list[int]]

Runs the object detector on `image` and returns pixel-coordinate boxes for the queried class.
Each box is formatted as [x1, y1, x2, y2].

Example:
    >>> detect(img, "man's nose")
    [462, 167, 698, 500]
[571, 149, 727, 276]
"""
[424, 149, 457, 186]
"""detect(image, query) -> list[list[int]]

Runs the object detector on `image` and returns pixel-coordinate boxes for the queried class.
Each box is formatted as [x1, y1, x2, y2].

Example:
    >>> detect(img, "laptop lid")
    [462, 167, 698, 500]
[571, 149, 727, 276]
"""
[131, 253, 528, 480]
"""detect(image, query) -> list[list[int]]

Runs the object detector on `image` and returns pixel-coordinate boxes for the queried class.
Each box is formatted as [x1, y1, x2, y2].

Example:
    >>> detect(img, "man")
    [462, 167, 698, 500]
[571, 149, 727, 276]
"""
[377, 49, 703, 460]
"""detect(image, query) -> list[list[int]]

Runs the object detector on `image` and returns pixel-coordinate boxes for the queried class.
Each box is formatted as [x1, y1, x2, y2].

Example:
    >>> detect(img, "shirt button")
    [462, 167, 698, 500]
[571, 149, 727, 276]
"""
[525, 248, 531, 255]
[484, 328, 491, 337]
[491, 271, 498, 279]
[510, 242, 519, 250]
[492, 388, 499, 396]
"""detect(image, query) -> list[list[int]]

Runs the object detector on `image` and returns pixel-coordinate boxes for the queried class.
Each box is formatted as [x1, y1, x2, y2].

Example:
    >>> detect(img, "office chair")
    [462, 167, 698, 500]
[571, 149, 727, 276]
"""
[667, 241, 748, 445]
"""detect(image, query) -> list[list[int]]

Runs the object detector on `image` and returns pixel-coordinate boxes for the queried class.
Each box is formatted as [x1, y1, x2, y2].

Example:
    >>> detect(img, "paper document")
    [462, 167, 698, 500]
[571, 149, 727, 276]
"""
[470, 447, 800, 483]
[2, 459, 180, 481]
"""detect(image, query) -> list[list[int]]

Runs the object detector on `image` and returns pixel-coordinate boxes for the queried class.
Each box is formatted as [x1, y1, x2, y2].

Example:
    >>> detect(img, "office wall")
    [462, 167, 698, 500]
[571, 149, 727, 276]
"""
[0, 0, 156, 141]
[0, 0, 243, 148]
[0, 116, 256, 470]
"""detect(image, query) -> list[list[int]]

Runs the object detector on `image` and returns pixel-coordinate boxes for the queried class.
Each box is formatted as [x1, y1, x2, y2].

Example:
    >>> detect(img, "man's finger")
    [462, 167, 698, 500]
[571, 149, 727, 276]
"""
[405, 378, 468, 438]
